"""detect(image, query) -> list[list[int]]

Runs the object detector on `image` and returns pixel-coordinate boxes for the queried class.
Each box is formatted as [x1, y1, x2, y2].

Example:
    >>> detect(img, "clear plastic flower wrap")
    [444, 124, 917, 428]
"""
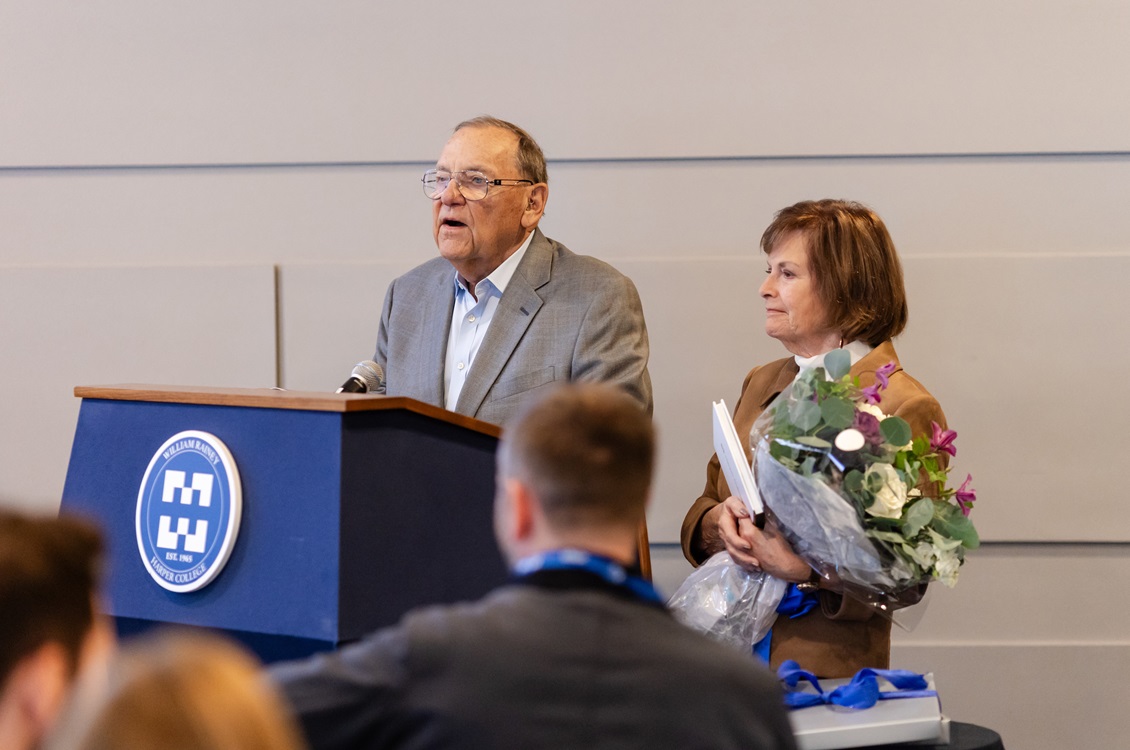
[667, 552, 789, 650]
[750, 349, 980, 612]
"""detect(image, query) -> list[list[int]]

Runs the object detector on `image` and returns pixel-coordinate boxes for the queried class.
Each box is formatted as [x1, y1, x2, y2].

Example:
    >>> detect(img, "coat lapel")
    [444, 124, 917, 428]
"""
[852, 340, 902, 386]
[760, 360, 800, 410]
[454, 230, 551, 417]
[415, 268, 456, 407]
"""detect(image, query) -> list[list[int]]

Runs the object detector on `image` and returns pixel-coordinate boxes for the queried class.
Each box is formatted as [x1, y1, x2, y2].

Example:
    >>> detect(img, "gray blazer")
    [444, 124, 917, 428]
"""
[374, 229, 652, 426]
[271, 576, 799, 750]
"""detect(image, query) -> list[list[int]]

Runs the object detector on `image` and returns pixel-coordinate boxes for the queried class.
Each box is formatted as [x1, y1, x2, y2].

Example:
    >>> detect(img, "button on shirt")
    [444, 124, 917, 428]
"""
[444, 233, 535, 410]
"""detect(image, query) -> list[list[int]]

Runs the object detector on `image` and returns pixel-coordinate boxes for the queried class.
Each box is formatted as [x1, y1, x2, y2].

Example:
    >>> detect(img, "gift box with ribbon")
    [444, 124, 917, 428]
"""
[780, 661, 949, 749]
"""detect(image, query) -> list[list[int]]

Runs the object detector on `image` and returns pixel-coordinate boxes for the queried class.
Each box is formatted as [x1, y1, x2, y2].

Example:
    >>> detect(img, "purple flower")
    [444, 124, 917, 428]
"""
[851, 410, 884, 446]
[930, 421, 958, 457]
[875, 361, 898, 389]
[955, 474, 976, 516]
[860, 362, 897, 404]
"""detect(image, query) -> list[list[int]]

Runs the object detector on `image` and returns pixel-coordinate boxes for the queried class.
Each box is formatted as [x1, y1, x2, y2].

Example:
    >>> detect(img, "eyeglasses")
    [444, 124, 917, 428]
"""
[422, 169, 534, 201]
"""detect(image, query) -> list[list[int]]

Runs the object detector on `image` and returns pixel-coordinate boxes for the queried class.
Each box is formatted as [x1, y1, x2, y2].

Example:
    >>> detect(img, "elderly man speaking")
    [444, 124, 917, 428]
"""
[373, 116, 652, 426]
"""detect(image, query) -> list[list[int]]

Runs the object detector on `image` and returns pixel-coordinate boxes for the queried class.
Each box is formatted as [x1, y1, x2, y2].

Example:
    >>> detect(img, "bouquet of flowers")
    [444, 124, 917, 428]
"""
[669, 349, 978, 650]
[751, 349, 979, 607]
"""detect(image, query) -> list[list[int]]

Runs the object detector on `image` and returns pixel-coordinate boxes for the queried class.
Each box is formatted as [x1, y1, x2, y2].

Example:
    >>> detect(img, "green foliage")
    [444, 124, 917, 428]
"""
[903, 496, 934, 537]
[820, 397, 856, 429]
[790, 399, 822, 431]
[880, 416, 912, 447]
[931, 501, 981, 549]
[824, 348, 852, 380]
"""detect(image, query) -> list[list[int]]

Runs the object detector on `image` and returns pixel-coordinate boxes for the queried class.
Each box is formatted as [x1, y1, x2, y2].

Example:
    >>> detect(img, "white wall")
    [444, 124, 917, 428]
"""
[2, 3, 1128, 747]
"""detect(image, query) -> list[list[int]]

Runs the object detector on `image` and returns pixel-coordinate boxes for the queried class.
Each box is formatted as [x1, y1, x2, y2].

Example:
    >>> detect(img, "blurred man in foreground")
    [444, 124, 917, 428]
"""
[272, 384, 796, 750]
[0, 510, 113, 750]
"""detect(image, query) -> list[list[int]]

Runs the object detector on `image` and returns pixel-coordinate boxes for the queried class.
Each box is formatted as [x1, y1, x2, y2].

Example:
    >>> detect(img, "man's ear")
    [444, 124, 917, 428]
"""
[10, 642, 70, 738]
[499, 476, 539, 543]
[521, 184, 549, 230]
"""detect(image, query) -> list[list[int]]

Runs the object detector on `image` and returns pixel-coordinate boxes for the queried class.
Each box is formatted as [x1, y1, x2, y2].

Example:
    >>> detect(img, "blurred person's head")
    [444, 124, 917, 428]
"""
[47, 630, 306, 750]
[759, 199, 908, 355]
[0, 510, 111, 750]
[494, 383, 654, 566]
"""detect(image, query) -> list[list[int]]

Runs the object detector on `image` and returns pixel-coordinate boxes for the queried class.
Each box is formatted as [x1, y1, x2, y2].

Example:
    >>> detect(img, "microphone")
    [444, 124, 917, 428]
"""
[336, 360, 385, 394]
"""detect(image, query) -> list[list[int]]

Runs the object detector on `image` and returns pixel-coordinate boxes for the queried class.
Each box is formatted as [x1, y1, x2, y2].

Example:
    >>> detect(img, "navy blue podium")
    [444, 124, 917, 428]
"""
[60, 385, 507, 662]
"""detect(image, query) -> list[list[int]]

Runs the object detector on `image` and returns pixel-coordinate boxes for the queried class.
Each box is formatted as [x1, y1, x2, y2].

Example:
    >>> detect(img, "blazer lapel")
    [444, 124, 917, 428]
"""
[454, 230, 551, 417]
[414, 268, 456, 407]
[852, 340, 902, 386]
[759, 359, 800, 411]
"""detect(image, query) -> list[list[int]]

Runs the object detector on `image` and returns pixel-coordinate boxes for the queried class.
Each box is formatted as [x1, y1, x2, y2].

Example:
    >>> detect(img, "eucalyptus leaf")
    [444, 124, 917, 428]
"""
[843, 470, 864, 493]
[820, 397, 855, 430]
[824, 348, 851, 380]
[792, 378, 815, 402]
[933, 502, 981, 549]
[795, 435, 832, 449]
[769, 440, 796, 462]
[903, 497, 933, 537]
[880, 416, 912, 447]
[790, 399, 822, 431]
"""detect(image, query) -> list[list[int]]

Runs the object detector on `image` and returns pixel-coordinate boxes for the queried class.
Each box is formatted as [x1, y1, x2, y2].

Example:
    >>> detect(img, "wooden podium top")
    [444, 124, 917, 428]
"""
[75, 384, 502, 438]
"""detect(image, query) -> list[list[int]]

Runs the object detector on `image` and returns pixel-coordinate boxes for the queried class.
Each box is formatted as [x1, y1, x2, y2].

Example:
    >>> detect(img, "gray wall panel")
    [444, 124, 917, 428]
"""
[891, 644, 1130, 750]
[3, 3, 1129, 166]
[5, 157, 1129, 268]
[0, 265, 276, 511]
[0, 165, 432, 266]
[278, 261, 420, 391]
[900, 255, 1130, 542]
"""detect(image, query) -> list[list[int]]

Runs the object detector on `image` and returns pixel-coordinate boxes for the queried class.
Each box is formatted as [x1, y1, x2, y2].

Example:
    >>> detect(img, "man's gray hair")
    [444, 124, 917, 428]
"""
[454, 116, 549, 185]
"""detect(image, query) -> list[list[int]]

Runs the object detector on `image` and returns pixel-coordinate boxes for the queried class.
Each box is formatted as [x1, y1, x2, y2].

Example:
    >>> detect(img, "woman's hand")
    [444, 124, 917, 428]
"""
[702, 497, 811, 582]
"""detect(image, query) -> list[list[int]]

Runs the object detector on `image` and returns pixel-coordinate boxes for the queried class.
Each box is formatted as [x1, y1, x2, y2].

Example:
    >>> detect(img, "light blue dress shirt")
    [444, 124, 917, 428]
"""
[444, 232, 535, 410]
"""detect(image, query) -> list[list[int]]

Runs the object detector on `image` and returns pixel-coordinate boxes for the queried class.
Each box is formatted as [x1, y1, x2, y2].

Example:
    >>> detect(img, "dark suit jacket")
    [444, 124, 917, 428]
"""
[681, 341, 946, 677]
[374, 229, 652, 426]
[271, 570, 798, 750]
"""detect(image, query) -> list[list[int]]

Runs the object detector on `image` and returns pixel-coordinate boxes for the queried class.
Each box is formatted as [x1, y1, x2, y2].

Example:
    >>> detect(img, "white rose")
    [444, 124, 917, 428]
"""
[933, 547, 961, 588]
[864, 463, 908, 519]
[858, 402, 887, 420]
[909, 541, 936, 569]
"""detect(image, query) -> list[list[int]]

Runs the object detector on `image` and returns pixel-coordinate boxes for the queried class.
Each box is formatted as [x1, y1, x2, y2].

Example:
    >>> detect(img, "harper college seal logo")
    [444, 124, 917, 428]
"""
[136, 430, 242, 592]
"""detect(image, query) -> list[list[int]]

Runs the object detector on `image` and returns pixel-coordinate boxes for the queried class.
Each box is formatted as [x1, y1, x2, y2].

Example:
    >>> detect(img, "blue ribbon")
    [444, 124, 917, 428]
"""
[777, 660, 937, 710]
[752, 583, 820, 663]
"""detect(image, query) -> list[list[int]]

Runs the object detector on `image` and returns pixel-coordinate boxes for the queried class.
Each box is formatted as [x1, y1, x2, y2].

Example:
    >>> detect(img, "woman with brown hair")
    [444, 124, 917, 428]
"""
[681, 199, 946, 678]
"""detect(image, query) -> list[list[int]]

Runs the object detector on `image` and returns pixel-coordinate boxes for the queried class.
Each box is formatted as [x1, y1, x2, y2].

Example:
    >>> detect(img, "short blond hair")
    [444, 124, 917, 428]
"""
[48, 630, 306, 750]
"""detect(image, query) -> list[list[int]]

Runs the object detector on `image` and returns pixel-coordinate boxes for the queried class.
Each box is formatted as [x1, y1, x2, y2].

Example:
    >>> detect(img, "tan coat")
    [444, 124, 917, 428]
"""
[680, 341, 946, 677]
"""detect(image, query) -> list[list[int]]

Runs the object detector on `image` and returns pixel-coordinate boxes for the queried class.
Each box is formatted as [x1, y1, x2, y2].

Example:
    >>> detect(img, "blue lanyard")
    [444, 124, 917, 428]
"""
[512, 548, 665, 606]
